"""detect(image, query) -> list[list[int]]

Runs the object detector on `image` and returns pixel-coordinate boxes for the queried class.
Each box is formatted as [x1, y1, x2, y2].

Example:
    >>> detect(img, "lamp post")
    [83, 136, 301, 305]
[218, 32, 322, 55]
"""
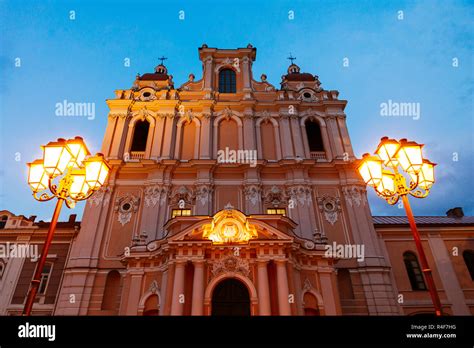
[24, 137, 110, 316]
[357, 137, 442, 316]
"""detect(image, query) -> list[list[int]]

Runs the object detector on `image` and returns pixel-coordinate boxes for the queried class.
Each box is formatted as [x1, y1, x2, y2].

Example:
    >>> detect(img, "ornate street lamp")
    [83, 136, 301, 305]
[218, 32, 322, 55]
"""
[358, 137, 442, 316]
[24, 136, 110, 316]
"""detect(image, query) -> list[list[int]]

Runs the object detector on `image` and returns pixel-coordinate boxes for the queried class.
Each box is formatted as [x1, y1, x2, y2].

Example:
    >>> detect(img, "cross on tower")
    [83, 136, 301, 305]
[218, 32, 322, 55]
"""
[287, 53, 296, 65]
[158, 56, 168, 65]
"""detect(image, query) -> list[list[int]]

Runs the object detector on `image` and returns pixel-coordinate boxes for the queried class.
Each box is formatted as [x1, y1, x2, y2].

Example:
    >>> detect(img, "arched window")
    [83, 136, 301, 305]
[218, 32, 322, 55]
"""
[130, 120, 150, 152]
[403, 251, 427, 290]
[101, 270, 121, 311]
[0, 215, 7, 229]
[218, 69, 236, 93]
[463, 250, 474, 280]
[305, 119, 324, 152]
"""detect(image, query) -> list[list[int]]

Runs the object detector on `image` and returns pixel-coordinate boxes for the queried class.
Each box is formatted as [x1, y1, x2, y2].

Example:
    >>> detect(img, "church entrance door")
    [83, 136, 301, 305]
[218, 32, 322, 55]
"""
[211, 278, 250, 316]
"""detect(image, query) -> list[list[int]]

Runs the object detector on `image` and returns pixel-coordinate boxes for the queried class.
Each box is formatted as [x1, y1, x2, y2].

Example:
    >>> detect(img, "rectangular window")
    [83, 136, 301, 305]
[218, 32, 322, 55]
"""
[171, 209, 192, 218]
[266, 208, 286, 216]
[37, 262, 53, 295]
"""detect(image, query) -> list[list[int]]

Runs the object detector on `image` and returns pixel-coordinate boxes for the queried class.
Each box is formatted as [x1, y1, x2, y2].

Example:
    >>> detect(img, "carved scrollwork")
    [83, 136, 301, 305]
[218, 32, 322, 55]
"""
[170, 186, 194, 205]
[88, 186, 111, 207]
[342, 185, 366, 207]
[317, 195, 341, 226]
[195, 184, 213, 206]
[243, 184, 261, 206]
[210, 255, 250, 278]
[144, 185, 168, 207]
[114, 193, 140, 226]
[263, 186, 288, 207]
[286, 185, 312, 207]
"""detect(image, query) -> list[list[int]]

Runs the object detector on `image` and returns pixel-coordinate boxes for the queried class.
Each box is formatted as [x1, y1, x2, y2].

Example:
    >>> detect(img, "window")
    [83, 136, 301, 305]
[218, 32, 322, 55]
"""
[38, 262, 53, 295]
[218, 69, 236, 93]
[463, 250, 474, 280]
[305, 120, 324, 152]
[403, 251, 427, 290]
[0, 215, 7, 229]
[130, 120, 150, 152]
[171, 209, 192, 218]
[266, 208, 286, 216]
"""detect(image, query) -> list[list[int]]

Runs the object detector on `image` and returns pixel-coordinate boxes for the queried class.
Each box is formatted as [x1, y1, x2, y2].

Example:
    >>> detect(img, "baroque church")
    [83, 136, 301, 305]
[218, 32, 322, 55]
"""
[54, 44, 399, 316]
[2, 45, 473, 316]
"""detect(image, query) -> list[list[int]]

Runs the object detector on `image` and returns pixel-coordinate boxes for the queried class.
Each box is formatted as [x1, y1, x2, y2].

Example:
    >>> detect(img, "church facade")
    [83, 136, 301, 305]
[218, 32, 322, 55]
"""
[5, 45, 469, 316]
[53, 45, 401, 316]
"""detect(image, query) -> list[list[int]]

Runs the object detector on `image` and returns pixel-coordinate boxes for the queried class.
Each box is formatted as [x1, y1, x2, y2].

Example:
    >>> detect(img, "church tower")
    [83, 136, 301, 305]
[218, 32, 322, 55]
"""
[55, 45, 400, 316]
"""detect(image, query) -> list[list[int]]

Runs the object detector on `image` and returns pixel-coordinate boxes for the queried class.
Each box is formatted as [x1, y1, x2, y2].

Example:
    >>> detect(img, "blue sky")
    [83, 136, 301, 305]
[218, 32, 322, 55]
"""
[0, 0, 473, 221]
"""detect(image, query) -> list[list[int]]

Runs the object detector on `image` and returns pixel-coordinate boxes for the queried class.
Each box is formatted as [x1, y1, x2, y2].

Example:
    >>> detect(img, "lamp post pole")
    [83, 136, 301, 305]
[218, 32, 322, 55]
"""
[23, 198, 64, 316]
[401, 194, 443, 316]
[358, 137, 441, 316]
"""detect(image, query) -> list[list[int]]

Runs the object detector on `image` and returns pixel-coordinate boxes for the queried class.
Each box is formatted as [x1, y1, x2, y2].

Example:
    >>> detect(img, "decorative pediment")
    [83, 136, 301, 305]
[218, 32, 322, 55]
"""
[167, 209, 293, 244]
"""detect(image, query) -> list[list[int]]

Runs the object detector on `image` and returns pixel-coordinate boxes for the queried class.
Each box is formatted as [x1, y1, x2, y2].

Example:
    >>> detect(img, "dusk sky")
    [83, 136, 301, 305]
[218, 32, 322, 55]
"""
[0, 0, 472, 221]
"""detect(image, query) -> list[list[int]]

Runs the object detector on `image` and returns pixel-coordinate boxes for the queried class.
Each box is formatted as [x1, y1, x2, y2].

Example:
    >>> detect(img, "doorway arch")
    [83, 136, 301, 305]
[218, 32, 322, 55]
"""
[211, 278, 250, 316]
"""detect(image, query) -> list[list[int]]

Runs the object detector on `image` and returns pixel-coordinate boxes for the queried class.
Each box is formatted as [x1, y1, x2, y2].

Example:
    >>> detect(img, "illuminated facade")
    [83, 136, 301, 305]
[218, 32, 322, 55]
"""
[35, 45, 471, 316]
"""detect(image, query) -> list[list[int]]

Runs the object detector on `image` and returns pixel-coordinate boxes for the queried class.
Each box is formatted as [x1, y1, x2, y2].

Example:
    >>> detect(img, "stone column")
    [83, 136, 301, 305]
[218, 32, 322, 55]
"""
[125, 271, 144, 315]
[159, 269, 168, 315]
[292, 266, 304, 315]
[275, 260, 291, 315]
[290, 117, 305, 158]
[170, 261, 186, 315]
[101, 116, 117, 156]
[150, 116, 165, 159]
[319, 271, 339, 315]
[191, 260, 205, 315]
[279, 115, 294, 158]
[109, 116, 128, 159]
[161, 115, 175, 159]
[199, 113, 212, 159]
[428, 235, 469, 314]
[257, 260, 271, 315]
[326, 116, 344, 158]
[203, 56, 213, 91]
[242, 57, 251, 91]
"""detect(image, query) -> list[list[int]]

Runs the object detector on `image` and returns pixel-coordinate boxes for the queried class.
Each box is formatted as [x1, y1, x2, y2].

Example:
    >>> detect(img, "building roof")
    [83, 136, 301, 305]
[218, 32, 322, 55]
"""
[284, 72, 316, 81]
[373, 216, 474, 226]
[138, 73, 169, 81]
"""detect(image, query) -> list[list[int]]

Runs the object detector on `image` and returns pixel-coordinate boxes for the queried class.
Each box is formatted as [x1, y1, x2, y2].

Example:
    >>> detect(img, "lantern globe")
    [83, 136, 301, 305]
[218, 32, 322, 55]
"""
[42, 139, 73, 177]
[27, 160, 49, 192]
[395, 139, 424, 174]
[376, 170, 396, 194]
[66, 137, 90, 168]
[358, 153, 383, 187]
[375, 137, 400, 167]
[84, 153, 110, 190]
[69, 169, 91, 200]
[411, 159, 436, 189]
